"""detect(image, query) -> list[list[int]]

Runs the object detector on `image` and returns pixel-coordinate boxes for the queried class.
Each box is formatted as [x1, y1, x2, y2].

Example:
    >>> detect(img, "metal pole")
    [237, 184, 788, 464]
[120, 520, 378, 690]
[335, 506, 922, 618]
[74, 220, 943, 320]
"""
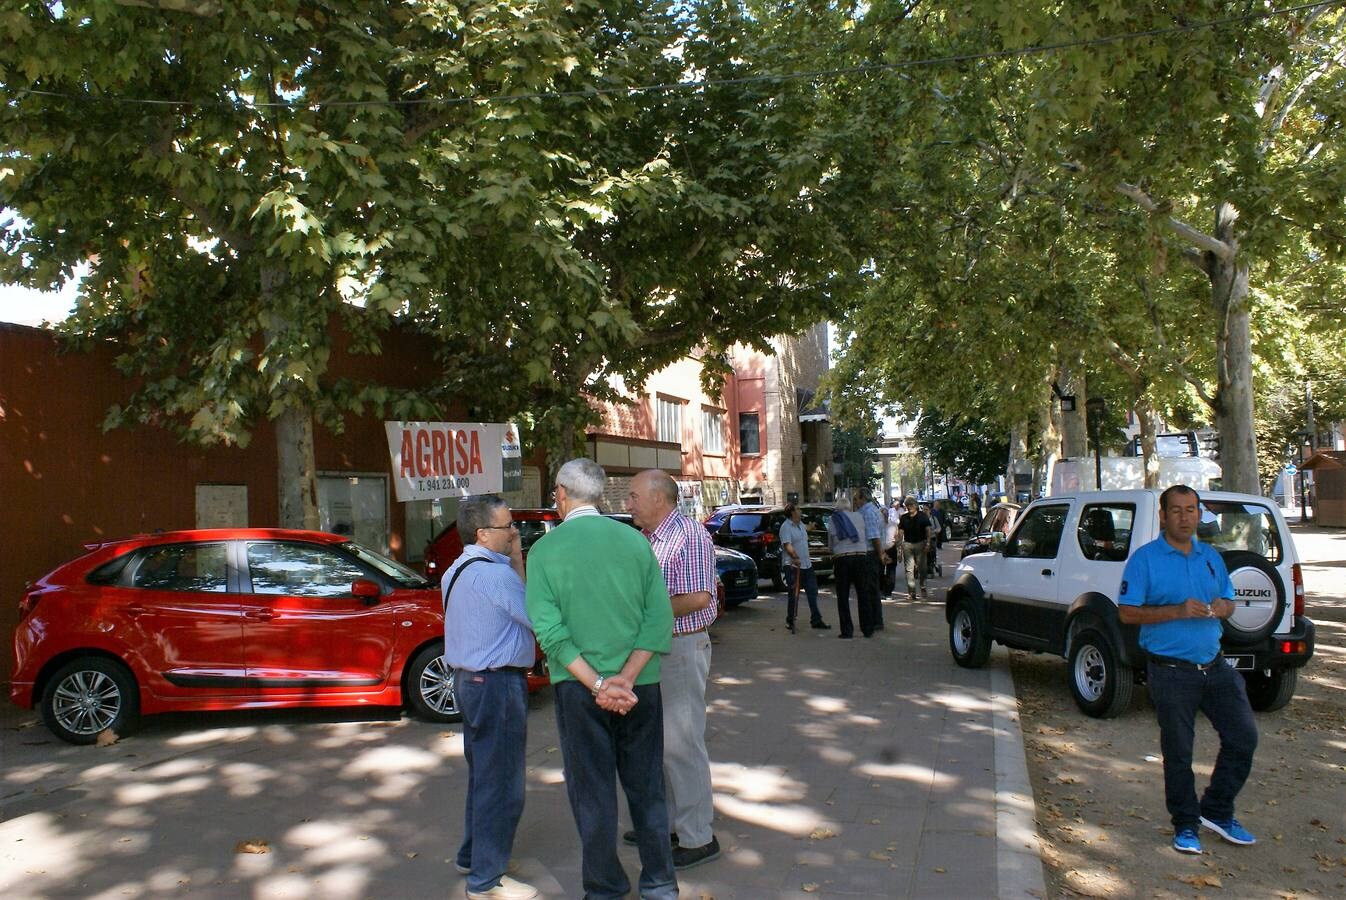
[1299, 439, 1307, 521]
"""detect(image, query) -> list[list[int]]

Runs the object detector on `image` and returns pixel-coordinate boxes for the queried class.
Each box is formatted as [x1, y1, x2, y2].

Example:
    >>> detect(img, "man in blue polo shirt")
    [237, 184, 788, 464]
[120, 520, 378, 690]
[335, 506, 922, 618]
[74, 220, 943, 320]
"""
[1118, 485, 1258, 856]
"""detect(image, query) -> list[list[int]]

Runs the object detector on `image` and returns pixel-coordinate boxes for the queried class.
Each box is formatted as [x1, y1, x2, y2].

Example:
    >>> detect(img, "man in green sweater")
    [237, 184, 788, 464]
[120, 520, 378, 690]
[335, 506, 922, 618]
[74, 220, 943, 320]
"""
[525, 458, 677, 900]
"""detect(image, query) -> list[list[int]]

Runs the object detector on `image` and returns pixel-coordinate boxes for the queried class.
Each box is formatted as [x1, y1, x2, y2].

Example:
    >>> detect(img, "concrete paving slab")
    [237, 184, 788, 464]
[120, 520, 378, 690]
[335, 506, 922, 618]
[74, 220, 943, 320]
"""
[1, 547, 1044, 899]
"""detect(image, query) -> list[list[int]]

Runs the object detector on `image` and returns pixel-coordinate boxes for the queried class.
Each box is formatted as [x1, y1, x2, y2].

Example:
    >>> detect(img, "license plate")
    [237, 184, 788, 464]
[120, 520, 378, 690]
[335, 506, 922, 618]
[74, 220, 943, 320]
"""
[1224, 655, 1253, 670]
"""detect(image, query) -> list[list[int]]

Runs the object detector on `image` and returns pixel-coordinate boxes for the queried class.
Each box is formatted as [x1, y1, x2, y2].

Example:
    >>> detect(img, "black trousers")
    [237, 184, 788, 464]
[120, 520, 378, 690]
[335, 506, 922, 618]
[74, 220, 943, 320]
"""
[834, 553, 880, 637]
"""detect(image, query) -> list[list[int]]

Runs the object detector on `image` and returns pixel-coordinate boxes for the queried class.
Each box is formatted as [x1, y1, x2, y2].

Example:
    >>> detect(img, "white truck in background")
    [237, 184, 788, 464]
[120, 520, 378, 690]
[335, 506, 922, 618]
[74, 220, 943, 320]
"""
[1049, 456, 1222, 495]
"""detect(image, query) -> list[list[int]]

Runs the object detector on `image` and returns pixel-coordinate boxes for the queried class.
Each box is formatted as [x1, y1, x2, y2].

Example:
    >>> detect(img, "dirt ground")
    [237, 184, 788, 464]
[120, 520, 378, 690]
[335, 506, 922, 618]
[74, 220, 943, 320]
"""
[1011, 524, 1346, 900]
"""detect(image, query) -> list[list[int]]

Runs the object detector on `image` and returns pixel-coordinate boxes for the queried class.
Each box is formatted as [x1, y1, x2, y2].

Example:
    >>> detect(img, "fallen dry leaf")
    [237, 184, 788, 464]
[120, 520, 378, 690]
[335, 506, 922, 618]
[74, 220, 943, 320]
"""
[1175, 874, 1222, 888]
[235, 840, 270, 854]
[95, 730, 119, 747]
[801, 883, 819, 893]
[867, 851, 892, 861]
[934, 867, 947, 874]
[809, 828, 836, 841]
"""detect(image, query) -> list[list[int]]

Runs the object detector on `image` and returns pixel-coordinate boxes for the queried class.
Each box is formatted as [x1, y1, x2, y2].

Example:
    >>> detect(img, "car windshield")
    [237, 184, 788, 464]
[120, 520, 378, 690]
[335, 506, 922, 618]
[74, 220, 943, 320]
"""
[342, 541, 431, 588]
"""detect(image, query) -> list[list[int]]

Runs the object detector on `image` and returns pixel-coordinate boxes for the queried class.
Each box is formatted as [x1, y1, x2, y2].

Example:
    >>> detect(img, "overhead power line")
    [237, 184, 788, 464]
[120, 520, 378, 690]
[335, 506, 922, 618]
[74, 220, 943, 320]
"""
[7, 1, 1342, 111]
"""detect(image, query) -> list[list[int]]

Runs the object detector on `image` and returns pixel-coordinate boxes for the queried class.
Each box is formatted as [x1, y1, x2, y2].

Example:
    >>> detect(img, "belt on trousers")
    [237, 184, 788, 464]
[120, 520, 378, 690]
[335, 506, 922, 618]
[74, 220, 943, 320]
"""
[674, 627, 709, 637]
[1149, 653, 1223, 671]
[834, 552, 866, 558]
[479, 665, 531, 675]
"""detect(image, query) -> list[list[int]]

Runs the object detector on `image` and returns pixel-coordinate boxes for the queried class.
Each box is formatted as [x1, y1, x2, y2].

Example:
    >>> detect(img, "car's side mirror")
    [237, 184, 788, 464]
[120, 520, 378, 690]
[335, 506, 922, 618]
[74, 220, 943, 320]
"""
[990, 532, 1007, 551]
[352, 579, 382, 604]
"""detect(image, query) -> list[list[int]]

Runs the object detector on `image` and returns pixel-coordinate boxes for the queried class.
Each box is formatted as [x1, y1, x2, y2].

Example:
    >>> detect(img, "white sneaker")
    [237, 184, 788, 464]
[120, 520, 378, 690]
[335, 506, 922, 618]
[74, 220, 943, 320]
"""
[466, 875, 539, 900]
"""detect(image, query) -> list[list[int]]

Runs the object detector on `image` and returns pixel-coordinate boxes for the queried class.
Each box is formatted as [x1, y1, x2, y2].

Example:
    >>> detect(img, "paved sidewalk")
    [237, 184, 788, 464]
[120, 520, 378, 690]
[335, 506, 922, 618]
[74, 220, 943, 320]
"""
[1, 550, 1043, 899]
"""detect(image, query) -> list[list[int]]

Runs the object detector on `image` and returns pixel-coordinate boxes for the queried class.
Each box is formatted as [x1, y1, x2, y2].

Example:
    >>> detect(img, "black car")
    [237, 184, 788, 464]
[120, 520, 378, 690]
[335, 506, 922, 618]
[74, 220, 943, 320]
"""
[714, 547, 759, 607]
[708, 505, 835, 590]
[935, 500, 979, 539]
[606, 513, 758, 607]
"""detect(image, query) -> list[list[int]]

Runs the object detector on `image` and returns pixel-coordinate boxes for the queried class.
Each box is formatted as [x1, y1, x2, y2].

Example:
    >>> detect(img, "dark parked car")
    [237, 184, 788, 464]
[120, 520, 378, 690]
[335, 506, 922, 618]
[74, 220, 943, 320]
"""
[11, 529, 463, 744]
[935, 500, 979, 539]
[608, 513, 758, 607]
[714, 547, 759, 607]
[959, 502, 1022, 558]
[708, 505, 834, 590]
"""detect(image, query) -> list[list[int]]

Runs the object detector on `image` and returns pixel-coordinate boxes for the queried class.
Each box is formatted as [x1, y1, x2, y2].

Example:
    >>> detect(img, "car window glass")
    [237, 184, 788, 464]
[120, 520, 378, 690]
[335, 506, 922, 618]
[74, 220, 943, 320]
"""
[517, 520, 550, 552]
[1198, 501, 1283, 564]
[130, 543, 229, 592]
[728, 514, 766, 534]
[1077, 504, 1135, 562]
[1003, 505, 1069, 559]
[247, 542, 368, 597]
[343, 540, 429, 588]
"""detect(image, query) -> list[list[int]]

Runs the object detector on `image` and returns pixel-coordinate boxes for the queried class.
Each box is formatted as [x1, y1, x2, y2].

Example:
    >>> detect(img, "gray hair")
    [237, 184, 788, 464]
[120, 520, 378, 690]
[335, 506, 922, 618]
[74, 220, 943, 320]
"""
[556, 457, 607, 504]
[640, 469, 679, 506]
[459, 495, 508, 545]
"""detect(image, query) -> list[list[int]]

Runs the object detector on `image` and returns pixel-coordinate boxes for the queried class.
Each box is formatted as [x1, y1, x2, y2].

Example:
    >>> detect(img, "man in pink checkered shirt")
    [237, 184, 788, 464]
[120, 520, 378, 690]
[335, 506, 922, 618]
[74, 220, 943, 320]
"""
[625, 469, 721, 870]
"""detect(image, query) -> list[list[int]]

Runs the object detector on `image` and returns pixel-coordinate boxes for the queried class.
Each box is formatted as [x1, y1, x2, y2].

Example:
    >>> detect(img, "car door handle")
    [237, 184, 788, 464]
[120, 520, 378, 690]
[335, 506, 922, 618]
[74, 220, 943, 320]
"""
[244, 609, 276, 621]
[1041, 568, 1054, 577]
[125, 603, 146, 618]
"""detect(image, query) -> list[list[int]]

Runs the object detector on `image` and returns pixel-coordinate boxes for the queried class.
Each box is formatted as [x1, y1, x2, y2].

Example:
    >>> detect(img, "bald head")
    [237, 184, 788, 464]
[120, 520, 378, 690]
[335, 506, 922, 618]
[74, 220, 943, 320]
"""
[628, 469, 678, 530]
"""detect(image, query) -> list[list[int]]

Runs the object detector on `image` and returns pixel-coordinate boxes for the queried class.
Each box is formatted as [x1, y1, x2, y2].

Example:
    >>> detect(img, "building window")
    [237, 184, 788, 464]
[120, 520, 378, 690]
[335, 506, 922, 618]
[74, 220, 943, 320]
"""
[702, 408, 725, 454]
[657, 397, 684, 444]
[739, 412, 761, 455]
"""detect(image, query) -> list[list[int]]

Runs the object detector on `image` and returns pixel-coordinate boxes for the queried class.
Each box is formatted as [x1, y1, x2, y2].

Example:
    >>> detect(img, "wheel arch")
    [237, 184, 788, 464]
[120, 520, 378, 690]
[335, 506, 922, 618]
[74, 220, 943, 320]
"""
[945, 574, 986, 624]
[33, 648, 139, 710]
[399, 637, 445, 697]
[1064, 593, 1142, 668]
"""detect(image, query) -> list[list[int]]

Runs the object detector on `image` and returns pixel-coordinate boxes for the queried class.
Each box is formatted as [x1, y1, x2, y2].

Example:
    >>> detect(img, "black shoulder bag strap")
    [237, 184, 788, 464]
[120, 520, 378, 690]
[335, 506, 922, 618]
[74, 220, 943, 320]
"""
[442, 556, 490, 610]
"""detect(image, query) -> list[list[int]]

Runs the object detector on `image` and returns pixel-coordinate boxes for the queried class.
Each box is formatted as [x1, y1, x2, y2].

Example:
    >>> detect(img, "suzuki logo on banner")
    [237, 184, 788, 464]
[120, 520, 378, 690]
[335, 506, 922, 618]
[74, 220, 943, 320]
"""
[385, 422, 520, 501]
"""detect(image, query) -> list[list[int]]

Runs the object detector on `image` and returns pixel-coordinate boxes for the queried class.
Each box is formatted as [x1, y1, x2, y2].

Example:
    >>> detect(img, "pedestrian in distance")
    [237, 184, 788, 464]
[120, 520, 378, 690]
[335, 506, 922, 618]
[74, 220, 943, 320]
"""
[897, 497, 934, 600]
[525, 459, 678, 899]
[828, 494, 871, 638]
[1118, 484, 1258, 856]
[779, 502, 829, 632]
[853, 487, 889, 632]
[441, 495, 539, 900]
[882, 498, 901, 597]
[625, 469, 723, 869]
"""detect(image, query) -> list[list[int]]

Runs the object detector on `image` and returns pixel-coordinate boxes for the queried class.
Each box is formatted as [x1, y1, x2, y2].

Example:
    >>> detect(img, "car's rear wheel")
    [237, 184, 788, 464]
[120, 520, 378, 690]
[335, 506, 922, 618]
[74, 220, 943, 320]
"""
[405, 643, 461, 722]
[949, 598, 991, 668]
[41, 657, 140, 745]
[1243, 667, 1297, 712]
[1068, 629, 1133, 718]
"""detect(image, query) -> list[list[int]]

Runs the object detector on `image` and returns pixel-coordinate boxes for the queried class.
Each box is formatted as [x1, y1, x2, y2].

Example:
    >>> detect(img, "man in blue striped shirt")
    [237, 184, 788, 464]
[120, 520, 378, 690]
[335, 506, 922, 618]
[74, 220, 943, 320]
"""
[442, 495, 539, 900]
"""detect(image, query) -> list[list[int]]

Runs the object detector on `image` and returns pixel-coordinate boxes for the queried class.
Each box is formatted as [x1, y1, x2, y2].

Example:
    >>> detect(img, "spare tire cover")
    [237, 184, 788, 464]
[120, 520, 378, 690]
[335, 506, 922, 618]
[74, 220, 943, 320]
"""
[1221, 550, 1287, 646]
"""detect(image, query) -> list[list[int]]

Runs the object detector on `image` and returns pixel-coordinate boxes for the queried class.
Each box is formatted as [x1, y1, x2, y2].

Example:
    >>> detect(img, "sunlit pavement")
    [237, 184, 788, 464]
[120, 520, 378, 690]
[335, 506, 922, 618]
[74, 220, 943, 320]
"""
[0, 543, 1043, 899]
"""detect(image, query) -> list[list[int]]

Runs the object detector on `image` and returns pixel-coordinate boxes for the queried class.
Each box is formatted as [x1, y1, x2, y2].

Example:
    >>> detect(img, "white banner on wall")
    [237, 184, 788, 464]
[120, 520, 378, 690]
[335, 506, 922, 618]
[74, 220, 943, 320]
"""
[385, 421, 520, 502]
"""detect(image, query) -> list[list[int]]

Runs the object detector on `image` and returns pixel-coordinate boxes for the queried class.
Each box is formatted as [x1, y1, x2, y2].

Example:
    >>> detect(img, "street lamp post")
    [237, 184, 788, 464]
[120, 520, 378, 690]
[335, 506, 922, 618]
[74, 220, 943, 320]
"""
[1086, 397, 1106, 490]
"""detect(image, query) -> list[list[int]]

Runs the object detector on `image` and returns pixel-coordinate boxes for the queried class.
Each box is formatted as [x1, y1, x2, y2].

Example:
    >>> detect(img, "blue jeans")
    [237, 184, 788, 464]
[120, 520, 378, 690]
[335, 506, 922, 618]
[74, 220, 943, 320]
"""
[785, 565, 822, 625]
[456, 670, 529, 893]
[553, 680, 677, 900]
[1148, 658, 1259, 833]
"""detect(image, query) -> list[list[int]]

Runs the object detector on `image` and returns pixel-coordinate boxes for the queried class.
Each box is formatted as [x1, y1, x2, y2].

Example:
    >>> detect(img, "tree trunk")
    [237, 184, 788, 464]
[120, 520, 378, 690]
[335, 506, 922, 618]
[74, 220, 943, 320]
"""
[1037, 381, 1059, 497]
[1136, 397, 1160, 488]
[1006, 423, 1029, 502]
[1059, 362, 1089, 458]
[260, 262, 320, 530]
[1208, 203, 1259, 493]
[276, 405, 320, 529]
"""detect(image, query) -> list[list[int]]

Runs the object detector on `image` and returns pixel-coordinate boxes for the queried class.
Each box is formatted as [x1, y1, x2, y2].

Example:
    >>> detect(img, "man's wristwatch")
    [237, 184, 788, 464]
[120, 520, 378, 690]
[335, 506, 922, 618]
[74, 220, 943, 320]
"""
[591, 675, 605, 696]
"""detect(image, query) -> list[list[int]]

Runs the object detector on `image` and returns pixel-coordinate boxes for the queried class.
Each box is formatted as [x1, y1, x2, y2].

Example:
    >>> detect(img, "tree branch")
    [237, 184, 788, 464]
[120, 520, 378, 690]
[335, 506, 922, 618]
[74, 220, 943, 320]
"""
[1261, 24, 1346, 151]
[1116, 183, 1235, 264]
[114, 0, 222, 16]
[1138, 279, 1216, 411]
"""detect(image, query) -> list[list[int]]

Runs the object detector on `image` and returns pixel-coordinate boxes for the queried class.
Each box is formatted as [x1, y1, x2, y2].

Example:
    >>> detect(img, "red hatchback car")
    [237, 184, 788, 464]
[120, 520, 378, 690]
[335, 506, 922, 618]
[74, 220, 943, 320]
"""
[11, 528, 460, 744]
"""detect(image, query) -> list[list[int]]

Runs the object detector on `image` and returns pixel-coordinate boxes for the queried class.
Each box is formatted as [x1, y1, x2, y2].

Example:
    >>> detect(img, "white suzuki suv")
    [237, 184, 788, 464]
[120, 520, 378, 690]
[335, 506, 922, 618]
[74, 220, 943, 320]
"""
[946, 489, 1315, 718]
